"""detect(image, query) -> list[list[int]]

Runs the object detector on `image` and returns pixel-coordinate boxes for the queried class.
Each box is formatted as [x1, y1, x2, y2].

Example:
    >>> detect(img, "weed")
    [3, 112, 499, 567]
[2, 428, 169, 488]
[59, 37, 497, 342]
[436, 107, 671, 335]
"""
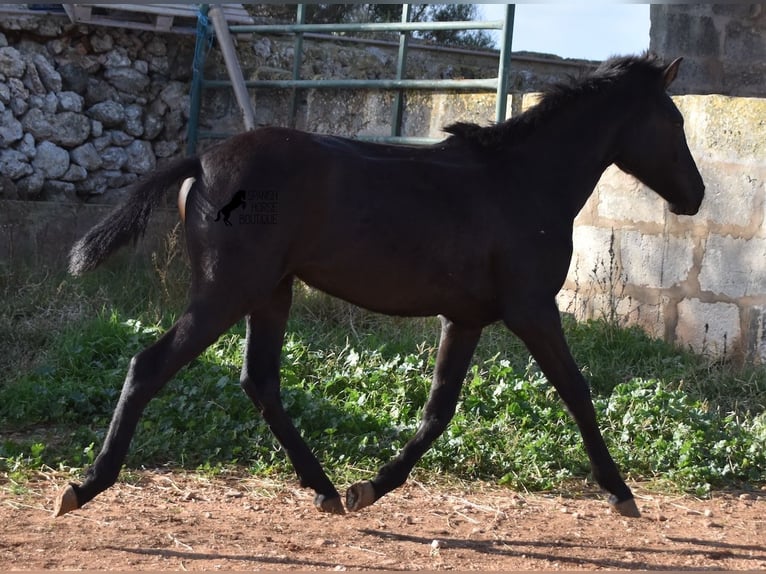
[1, 256, 765, 495]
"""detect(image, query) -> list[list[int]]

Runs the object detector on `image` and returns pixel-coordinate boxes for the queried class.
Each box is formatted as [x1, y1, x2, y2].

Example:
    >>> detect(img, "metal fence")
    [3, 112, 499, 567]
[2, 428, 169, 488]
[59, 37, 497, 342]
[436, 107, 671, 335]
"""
[187, 4, 515, 154]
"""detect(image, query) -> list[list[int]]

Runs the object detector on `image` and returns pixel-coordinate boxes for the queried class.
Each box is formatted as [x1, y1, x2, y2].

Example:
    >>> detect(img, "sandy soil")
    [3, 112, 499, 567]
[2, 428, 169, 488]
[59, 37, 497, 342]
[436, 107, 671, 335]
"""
[1, 471, 764, 571]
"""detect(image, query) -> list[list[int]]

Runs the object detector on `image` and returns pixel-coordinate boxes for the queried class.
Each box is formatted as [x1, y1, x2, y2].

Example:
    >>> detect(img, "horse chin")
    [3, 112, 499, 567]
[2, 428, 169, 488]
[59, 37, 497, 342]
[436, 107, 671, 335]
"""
[669, 202, 699, 216]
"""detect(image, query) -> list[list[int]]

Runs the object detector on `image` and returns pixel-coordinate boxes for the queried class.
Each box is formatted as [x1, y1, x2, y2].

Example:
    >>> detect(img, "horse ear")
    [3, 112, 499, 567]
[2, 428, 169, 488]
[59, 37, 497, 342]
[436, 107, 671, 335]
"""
[662, 57, 683, 89]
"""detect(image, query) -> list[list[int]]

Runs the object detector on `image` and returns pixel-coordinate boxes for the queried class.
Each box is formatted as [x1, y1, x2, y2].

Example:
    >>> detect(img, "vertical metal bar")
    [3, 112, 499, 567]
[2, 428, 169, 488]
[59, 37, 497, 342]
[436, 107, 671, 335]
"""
[290, 4, 306, 128]
[495, 4, 515, 124]
[391, 4, 411, 137]
[187, 4, 210, 156]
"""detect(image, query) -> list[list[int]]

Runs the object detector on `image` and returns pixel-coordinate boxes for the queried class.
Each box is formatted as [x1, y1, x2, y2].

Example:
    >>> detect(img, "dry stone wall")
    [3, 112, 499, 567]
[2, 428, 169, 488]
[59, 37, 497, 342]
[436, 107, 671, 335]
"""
[0, 20, 195, 205]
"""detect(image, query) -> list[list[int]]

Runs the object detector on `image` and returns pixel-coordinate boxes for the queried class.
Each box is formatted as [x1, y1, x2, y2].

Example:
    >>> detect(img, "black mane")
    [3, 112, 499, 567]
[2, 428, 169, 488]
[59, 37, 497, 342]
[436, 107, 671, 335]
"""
[444, 54, 667, 148]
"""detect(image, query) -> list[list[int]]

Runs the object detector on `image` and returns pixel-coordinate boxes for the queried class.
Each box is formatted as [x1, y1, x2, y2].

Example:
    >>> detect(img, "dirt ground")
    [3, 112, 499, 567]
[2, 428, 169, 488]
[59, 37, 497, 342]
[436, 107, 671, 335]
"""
[1, 470, 764, 571]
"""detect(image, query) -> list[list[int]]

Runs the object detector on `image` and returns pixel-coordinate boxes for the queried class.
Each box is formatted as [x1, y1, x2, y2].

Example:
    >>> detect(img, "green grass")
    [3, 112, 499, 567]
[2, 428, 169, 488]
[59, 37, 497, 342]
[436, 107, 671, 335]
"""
[1, 247, 765, 496]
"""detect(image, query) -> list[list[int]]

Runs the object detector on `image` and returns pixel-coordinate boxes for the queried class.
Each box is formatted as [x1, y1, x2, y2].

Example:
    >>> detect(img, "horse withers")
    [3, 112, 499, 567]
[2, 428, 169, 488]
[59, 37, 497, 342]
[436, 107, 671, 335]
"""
[56, 54, 704, 519]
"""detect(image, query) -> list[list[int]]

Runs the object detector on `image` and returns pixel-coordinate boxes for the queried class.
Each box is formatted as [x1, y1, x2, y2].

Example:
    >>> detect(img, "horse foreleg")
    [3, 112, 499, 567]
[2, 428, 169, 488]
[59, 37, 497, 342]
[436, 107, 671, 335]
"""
[54, 300, 240, 517]
[346, 316, 481, 512]
[505, 302, 640, 517]
[240, 285, 344, 515]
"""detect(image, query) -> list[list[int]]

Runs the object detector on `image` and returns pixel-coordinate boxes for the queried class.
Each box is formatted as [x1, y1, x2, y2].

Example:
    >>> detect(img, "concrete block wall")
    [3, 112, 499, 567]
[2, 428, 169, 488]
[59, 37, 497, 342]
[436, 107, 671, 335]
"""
[558, 94, 766, 361]
[650, 4, 766, 97]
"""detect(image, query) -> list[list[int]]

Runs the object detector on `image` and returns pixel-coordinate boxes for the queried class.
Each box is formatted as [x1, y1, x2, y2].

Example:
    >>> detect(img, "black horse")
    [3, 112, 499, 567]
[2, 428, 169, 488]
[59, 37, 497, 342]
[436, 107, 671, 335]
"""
[57, 54, 704, 519]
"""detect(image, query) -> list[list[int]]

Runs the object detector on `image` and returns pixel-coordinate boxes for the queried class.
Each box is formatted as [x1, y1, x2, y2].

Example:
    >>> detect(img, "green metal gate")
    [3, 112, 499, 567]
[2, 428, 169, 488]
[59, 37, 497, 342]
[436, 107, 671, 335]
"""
[187, 4, 515, 154]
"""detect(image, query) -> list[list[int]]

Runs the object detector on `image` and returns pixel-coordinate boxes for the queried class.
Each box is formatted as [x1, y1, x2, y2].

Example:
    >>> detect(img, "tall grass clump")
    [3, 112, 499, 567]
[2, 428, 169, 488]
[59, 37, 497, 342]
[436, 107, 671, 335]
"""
[1, 236, 765, 494]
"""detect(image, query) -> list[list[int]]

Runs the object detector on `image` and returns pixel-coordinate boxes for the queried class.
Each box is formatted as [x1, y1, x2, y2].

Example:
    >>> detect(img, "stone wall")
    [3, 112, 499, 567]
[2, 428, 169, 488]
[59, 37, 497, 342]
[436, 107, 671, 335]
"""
[558, 95, 766, 362]
[0, 12, 593, 205]
[650, 4, 766, 96]
[0, 18, 195, 205]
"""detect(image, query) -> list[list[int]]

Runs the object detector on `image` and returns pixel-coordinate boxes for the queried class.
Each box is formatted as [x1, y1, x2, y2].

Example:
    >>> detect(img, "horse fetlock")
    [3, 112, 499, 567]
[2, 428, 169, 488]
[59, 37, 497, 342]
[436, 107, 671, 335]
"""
[608, 494, 641, 518]
[314, 494, 345, 515]
[345, 481, 376, 512]
[53, 484, 80, 517]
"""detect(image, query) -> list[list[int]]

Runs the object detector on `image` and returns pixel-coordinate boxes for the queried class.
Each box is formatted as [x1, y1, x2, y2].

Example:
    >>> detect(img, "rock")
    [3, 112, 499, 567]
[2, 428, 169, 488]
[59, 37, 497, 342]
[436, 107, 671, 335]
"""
[101, 146, 128, 170]
[70, 142, 103, 171]
[8, 78, 29, 116]
[90, 33, 114, 54]
[0, 149, 33, 179]
[46, 38, 66, 56]
[22, 108, 91, 147]
[58, 91, 84, 113]
[90, 119, 104, 138]
[85, 78, 118, 106]
[109, 130, 133, 146]
[18, 133, 36, 158]
[20, 107, 52, 139]
[153, 140, 178, 158]
[143, 113, 164, 140]
[87, 100, 125, 127]
[0, 82, 10, 104]
[125, 139, 156, 174]
[133, 59, 149, 75]
[23, 58, 46, 94]
[61, 163, 87, 182]
[54, 112, 91, 148]
[0, 46, 26, 78]
[59, 63, 90, 93]
[102, 47, 130, 68]
[92, 134, 111, 152]
[124, 104, 144, 137]
[32, 141, 69, 178]
[144, 36, 167, 57]
[16, 171, 45, 198]
[33, 53, 62, 92]
[0, 109, 23, 146]
[252, 37, 272, 59]
[42, 92, 58, 114]
[104, 66, 150, 95]
[0, 32, 7, 48]
[104, 169, 137, 189]
[159, 81, 188, 111]
[75, 170, 108, 196]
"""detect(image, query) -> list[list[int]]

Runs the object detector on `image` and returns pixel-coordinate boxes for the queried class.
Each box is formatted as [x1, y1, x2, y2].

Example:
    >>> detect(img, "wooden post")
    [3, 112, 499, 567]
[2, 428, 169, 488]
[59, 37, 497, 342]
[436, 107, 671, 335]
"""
[208, 4, 256, 131]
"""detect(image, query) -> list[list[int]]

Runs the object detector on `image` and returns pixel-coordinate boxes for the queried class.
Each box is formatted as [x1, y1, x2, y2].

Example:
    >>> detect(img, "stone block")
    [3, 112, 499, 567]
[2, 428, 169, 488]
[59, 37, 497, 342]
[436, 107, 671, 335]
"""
[676, 95, 766, 163]
[676, 298, 740, 356]
[620, 230, 695, 289]
[567, 226, 620, 289]
[696, 161, 764, 228]
[699, 235, 766, 298]
[595, 166, 666, 224]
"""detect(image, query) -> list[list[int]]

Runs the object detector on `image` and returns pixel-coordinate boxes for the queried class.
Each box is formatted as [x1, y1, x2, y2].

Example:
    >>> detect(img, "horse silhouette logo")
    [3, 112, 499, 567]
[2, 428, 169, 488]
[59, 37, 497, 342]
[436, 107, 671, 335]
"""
[214, 189, 247, 226]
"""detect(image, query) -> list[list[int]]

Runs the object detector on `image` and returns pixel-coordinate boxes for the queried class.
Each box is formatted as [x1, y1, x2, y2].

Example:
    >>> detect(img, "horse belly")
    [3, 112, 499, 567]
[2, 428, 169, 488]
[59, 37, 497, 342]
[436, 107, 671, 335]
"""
[297, 255, 497, 324]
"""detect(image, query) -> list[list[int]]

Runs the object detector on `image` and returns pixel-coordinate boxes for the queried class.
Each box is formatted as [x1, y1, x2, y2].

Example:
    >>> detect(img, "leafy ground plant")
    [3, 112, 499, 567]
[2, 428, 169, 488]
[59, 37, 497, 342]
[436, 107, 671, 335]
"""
[1, 259, 764, 495]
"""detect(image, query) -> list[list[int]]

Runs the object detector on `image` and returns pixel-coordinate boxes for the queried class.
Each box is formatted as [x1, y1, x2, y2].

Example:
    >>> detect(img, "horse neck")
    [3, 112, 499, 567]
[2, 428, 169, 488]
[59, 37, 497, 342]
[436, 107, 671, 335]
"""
[521, 92, 635, 221]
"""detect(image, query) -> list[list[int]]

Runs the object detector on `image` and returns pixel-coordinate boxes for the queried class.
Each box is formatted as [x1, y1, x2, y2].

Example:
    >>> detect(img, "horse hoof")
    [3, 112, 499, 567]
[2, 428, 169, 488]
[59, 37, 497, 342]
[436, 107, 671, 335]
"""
[346, 481, 376, 512]
[314, 494, 345, 515]
[53, 485, 80, 517]
[610, 496, 641, 518]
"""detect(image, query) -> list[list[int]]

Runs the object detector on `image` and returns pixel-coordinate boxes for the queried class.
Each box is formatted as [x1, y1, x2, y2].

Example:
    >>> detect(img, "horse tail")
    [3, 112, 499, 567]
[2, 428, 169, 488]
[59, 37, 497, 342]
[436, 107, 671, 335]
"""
[69, 156, 201, 276]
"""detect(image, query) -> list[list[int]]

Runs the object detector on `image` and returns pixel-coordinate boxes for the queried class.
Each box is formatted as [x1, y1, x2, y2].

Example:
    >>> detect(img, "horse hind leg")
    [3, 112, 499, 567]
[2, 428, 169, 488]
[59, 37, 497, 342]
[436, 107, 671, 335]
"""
[239, 281, 344, 515]
[504, 302, 640, 518]
[54, 298, 244, 517]
[346, 316, 481, 512]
